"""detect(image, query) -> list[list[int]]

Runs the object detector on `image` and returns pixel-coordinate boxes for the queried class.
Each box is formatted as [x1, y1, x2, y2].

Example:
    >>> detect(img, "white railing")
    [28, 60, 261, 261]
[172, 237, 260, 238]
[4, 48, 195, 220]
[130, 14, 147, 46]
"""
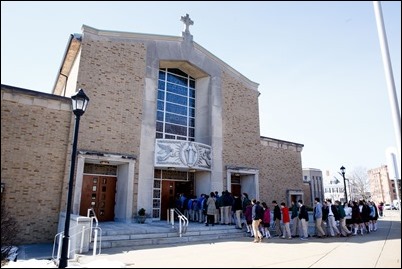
[53, 209, 102, 262]
[86, 208, 99, 243]
[167, 208, 188, 237]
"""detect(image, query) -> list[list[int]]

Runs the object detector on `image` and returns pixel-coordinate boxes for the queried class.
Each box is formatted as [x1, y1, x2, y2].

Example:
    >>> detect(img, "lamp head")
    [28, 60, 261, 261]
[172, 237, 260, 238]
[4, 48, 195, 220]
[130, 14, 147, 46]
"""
[71, 88, 89, 116]
[340, 165, 345, 175]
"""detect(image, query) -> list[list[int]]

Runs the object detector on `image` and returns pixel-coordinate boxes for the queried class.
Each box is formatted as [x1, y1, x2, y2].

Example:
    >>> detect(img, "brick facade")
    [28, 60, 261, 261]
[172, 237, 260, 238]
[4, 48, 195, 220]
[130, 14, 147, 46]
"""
[1, 86, 72, 244]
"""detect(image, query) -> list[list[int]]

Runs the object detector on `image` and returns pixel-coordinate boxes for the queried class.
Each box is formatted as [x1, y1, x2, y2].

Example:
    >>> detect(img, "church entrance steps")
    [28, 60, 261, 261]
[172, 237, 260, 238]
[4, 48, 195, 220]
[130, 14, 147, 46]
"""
[89, 221, 245, 250]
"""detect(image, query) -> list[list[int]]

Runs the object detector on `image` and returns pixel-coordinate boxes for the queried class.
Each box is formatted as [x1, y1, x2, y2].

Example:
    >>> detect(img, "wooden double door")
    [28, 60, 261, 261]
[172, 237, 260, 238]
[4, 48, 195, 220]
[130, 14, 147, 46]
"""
[80, 175, 116, 221]
[160, 180, 193, 220]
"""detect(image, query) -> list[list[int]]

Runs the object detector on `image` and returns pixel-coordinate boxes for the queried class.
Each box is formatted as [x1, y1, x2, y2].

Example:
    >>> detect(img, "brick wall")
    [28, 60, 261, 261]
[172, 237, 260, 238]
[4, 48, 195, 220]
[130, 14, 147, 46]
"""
[1, 86, 71, 244]
[76, 36, 146, 156]
[220, 71, 306, 205]
[258, 139, 305, 206]
[221, 71, 261, 190]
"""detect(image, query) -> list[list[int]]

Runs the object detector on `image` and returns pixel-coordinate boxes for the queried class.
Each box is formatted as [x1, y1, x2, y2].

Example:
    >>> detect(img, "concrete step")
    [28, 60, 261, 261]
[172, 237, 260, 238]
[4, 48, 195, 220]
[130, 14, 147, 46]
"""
[89, 222, 245, 250]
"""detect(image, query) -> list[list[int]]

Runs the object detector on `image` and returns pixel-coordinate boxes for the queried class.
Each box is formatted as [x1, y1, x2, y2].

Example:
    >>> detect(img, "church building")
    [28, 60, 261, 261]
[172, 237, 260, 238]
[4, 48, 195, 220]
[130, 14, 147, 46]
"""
[1, 15, 308, 244]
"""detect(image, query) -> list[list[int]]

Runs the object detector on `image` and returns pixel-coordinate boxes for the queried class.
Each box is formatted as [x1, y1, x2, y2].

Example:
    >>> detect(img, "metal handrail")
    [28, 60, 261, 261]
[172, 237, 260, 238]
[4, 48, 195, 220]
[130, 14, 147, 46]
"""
[53, 209, 101, 263]
[168, 208, 188, 237]
[52, 225, 101, 261]
[86, 208, 99, 243]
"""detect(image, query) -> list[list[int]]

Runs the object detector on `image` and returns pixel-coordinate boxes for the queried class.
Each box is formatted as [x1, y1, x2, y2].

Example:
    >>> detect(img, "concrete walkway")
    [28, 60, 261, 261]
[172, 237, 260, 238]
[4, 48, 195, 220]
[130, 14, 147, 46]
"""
[74, 210, 401, 268]
[8, 210, 401, 268]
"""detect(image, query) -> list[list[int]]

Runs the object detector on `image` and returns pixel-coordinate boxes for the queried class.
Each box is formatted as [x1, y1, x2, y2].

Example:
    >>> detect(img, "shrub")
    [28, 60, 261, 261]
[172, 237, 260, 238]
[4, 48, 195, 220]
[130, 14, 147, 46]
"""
[1, 201, 18, 266]
[138, 208, 146, 216]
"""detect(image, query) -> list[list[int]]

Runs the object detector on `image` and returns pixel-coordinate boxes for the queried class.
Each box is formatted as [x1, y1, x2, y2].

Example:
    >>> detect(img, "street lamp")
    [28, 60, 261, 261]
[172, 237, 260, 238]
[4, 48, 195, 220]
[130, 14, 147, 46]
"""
[59, 89, 89, 268]
[340, 166, 348, 203]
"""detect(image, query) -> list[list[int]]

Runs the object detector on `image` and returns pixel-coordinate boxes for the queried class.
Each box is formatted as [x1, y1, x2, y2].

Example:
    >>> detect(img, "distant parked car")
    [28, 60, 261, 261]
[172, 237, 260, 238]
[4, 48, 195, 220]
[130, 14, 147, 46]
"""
[384, 203, 392, 210]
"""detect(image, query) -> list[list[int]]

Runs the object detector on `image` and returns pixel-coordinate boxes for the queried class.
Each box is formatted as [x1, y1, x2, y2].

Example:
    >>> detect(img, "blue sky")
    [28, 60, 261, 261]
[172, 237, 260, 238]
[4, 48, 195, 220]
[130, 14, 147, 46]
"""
[1, 1, 401, 177]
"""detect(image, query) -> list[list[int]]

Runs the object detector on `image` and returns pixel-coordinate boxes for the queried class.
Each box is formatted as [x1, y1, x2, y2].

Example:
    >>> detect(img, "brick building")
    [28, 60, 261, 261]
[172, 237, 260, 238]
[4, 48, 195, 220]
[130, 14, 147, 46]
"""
[1, 16, 306, 244]
[368, 165, 400, 205]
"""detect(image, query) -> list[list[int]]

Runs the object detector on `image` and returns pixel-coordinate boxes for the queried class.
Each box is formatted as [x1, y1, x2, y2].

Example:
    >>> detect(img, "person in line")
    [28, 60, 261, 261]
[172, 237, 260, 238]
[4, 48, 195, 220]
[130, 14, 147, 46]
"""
[290, 200, 299, 238]
[241, 193, 251, 228]
[369, 201, 379, 231]
[216, 192, 224, 224]
[352, 200, 364, 235]
[261, 202, 271, 238]
[378, 202, 384, 218]
[272, 200, 282, 237]
[280, 202, 292, 239]
[322, 200, 329, 236]
[187, 195, 195, 222]
[313, 197, 326, 238]
[335, 200, 352, 237]
[251, 199, 263, 243]
[326, 199, 340, 237]
[361, 200, 371, 234]
[222, 190, 232, 225]
[213, 191, 220, 224]
[205, 192, 216, 226]
[232, 194, 243, 229]
[197, 194, 206, 223]
[298, 200, 309, 240]
[343, 201, 353, 232]
[191, 196, 199, 222]
[244, 201, 253, 236]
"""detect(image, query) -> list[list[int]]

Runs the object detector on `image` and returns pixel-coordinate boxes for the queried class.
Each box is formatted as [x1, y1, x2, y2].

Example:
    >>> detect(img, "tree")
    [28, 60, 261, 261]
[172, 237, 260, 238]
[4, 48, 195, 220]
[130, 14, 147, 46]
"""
[1, 201, 18, 265]
[347, 166, 370, 201]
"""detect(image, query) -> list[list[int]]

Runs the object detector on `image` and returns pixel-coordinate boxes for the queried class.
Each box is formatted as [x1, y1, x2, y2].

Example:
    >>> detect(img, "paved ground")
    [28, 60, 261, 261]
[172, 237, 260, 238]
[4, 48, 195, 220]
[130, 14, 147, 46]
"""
[5, 210, 401, 268]
[76, 209, 401, 268]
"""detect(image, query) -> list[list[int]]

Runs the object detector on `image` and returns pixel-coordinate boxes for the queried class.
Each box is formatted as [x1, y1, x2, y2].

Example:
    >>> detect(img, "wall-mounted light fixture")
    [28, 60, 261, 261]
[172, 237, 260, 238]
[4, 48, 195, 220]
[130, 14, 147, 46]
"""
[189, 169, 196, 173]
[100, 161, 109, 165]
[1, 183, 4, 193]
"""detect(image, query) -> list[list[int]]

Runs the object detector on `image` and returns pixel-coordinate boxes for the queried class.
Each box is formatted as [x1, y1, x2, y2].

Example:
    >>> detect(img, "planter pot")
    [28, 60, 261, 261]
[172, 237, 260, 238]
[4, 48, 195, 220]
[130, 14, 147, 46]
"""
[137, 215, 146, 223]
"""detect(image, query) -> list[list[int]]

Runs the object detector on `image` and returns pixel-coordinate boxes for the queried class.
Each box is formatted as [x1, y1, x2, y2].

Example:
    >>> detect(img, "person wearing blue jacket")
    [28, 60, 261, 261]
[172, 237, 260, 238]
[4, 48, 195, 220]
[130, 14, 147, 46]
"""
[313, 197, 326, 238]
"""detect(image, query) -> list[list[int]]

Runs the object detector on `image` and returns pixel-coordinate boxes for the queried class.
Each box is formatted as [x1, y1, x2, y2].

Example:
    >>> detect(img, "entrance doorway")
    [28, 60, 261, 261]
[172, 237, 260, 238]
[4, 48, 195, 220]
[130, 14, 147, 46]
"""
[231, 184, 241, 197]
[231, 174, 241, 196]
[290, 194, 302, 206]
[80, 175, 116, 221]
[160, 180, 193, 220]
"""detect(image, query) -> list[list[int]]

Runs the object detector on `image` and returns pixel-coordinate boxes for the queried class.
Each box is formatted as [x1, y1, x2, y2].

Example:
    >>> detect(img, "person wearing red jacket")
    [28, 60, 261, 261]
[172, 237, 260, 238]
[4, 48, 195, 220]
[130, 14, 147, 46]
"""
[280, 202, 292, 239]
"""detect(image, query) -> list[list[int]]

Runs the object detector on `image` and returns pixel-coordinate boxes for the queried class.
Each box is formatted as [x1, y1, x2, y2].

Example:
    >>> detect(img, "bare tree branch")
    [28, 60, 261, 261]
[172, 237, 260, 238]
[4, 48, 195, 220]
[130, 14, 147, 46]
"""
[348, 166, 370, 201]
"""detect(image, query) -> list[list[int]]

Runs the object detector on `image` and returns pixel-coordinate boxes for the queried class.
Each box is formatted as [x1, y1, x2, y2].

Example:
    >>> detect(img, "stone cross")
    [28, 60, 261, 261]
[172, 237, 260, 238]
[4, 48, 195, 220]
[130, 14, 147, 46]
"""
[181, 14, 194, 34]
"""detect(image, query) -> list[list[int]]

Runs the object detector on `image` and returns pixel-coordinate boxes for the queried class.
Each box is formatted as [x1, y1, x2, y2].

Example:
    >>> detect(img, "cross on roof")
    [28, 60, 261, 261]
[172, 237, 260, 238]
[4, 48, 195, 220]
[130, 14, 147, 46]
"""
[181, 14, 194, 34]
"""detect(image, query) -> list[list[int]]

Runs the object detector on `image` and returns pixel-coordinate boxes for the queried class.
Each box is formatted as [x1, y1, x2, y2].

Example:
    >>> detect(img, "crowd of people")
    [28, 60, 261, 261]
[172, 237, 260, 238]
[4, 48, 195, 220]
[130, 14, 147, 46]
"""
[175, 191, 381, 243]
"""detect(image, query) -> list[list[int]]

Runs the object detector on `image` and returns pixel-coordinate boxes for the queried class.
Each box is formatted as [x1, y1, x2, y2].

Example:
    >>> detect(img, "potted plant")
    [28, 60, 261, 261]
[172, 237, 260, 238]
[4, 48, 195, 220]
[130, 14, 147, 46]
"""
[137, 208, 146, 223]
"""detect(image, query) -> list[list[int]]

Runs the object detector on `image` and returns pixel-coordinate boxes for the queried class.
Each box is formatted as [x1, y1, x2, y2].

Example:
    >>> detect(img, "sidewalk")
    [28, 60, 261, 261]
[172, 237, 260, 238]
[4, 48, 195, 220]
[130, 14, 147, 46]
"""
[5, 210, 401, 268]
[76, 209, 401, 268]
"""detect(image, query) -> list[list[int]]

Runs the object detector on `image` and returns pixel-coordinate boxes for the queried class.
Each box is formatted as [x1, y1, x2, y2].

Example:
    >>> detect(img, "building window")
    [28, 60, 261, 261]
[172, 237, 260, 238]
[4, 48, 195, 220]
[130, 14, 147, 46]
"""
[156, 68, 195, 141]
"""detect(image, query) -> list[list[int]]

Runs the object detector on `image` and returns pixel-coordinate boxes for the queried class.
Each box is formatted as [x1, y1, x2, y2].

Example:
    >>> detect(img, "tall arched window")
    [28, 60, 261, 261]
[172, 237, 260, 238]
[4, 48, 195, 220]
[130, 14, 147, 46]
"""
[156, 68, 195, 141]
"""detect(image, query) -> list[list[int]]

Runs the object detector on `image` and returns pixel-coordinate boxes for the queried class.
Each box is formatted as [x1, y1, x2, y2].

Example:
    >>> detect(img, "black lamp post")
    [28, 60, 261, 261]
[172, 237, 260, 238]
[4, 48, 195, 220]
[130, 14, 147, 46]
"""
[340, 166, 348, 203]
[59, 89, 89, 268]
